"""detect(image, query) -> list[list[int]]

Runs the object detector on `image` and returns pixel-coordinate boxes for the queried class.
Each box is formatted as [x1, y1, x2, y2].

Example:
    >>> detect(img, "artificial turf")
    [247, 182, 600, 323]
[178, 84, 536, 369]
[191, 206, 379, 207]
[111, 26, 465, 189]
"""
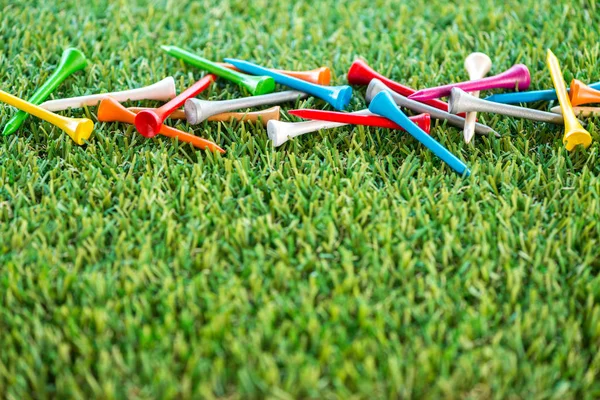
[1, 0, 600, 398]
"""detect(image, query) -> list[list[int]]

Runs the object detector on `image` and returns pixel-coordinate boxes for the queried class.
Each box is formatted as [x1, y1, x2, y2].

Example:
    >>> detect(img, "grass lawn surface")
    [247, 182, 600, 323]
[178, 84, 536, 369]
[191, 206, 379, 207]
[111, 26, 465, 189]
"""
[1, 0, 600, 398]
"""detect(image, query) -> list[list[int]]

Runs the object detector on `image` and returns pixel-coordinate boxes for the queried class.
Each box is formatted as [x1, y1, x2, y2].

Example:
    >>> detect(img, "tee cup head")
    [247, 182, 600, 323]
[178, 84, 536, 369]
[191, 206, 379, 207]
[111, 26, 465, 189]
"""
[184, 99, 206, 125]
[464, 52, 492, 80]
[267, 120, 289, 147]
[563, 126, 593, 151]
[243, 75, 276, 96]
[347, 59, 374, 85]
[97, 97, 134, 124]
[66, 118, 95, 145]
[134, 109, 163, 138]
[330, 86, 354, 111]
[60, 48, 88, 73]
[569, 79, 600, 107]
[267, 119, 327, 147]
[447, 88, 471, 115]
[315, 67, 332, 86]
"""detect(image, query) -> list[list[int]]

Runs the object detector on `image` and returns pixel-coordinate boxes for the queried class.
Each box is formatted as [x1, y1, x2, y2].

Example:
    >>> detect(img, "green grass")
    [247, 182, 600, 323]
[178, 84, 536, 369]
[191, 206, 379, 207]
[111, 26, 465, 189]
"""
[1, 0, 600, 398]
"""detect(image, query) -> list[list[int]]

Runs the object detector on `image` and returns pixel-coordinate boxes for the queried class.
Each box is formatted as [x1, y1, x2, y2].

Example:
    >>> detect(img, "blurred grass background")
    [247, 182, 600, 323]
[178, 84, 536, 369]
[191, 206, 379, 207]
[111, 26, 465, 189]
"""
[1, 0, 600, 398]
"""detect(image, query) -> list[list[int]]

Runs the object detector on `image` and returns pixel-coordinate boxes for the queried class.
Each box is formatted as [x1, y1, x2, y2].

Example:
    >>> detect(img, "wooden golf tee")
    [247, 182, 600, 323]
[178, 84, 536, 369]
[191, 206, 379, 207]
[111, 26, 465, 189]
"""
[128, 106, 281, 125]
[0, 89, 93, 145]
[463, 53, 492, 144]
[546, 50, 591, 151]
[185, 91, 307, 124]
[97, 97, 224, 153]
[224, 58, 353, 110]
[39, 77, 177, 111]
[409, 64, 531, 102]
[161, 46, 275, 95]
[448, 88, 568, 124]
[219, 63, 331, 85]
[368, 91, 470, 176]
[267, 110, 373, 147]
[287, 109, 431, 133]
[134, 74, 215, 138]
[3, 48, 88, 136]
